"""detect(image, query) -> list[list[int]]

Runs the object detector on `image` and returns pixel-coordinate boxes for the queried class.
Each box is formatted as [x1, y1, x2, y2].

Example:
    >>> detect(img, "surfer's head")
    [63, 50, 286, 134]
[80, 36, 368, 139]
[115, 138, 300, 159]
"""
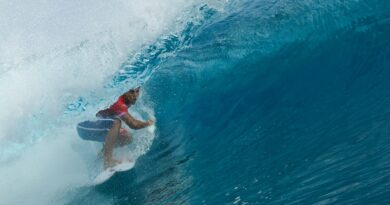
[123, 86, 140, 106]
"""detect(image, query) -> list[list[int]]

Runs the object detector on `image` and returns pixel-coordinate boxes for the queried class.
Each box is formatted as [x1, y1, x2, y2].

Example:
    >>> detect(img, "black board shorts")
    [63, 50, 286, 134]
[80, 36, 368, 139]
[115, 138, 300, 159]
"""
[76, 119, 115, 142]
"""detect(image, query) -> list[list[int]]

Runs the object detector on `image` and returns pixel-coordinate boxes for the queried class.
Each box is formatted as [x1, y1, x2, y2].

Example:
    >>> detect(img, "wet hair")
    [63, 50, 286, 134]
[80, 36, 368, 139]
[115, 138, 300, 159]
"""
[127, 86, 140, 94]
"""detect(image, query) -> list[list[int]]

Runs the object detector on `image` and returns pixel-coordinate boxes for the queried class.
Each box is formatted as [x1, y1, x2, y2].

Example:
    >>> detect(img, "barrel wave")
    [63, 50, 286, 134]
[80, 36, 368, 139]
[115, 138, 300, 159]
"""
[1, 0, 390, 204]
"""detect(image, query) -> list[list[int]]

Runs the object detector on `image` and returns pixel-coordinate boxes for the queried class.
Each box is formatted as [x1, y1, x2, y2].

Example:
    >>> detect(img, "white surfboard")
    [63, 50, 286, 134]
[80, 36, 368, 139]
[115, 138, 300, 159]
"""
[93, 160, 135, 185]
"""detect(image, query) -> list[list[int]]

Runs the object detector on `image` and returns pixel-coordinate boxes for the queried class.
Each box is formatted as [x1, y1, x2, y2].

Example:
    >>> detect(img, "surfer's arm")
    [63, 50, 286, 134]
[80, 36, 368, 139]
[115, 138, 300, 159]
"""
[120, 113, 153, 130]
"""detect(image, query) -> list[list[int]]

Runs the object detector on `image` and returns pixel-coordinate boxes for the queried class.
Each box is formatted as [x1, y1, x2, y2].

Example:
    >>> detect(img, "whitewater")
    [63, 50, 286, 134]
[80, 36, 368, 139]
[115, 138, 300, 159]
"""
[1, 0, 390, 204]
[0, 0, 212, 204]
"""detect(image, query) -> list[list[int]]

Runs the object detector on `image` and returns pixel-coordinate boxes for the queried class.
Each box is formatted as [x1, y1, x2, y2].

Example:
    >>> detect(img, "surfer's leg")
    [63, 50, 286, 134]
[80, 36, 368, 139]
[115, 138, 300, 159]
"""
[103, 119, 121, 168]
[117, 129, 132, 147]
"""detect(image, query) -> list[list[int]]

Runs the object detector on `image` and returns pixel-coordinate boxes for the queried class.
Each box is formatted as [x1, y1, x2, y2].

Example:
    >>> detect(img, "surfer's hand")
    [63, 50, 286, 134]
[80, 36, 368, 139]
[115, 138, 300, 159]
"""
[147, 119, 155, 126]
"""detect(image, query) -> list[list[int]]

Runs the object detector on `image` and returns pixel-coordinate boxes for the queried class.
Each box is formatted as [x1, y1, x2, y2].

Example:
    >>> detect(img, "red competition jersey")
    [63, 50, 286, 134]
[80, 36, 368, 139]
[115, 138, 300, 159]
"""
[96, 96, 129, 118]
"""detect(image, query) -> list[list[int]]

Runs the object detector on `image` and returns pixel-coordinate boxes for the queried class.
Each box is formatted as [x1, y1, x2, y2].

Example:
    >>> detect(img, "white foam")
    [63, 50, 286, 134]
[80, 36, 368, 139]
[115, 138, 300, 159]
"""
[0, 0, 204, 204]
[0, 0, 198, 142]
[0, 128, 92, 205]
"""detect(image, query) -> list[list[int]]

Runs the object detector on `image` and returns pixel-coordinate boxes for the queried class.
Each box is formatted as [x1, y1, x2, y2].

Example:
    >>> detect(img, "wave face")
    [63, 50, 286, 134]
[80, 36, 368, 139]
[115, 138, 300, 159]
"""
[1, 0, 390, 204]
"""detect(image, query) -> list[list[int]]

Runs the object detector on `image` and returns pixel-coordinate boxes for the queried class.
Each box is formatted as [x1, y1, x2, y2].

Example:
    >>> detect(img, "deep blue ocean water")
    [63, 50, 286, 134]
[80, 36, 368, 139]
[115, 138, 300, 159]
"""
[62, 0, 390, 204]
[1, 0, 390, 204]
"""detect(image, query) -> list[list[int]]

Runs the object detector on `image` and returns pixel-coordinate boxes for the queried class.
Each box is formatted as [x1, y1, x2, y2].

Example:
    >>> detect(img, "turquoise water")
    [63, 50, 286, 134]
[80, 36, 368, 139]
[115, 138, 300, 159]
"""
[1, 0, 390, 204]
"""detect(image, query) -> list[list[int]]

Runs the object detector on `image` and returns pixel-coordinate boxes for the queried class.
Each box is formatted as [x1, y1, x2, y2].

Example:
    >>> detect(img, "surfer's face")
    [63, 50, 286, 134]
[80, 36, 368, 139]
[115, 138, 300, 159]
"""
[124, 89, 140, 105]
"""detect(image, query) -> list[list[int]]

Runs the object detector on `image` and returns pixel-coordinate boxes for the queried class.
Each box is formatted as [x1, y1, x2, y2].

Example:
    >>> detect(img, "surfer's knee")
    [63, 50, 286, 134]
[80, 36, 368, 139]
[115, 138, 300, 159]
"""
[122, 133, 132, 145]
[112, 119, 121, 127]
[117, 130, 132, 146]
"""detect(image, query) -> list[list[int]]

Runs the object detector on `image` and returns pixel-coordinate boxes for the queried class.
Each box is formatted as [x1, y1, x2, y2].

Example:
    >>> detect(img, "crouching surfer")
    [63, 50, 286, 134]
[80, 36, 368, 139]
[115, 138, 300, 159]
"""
[77, 87, 154, 169]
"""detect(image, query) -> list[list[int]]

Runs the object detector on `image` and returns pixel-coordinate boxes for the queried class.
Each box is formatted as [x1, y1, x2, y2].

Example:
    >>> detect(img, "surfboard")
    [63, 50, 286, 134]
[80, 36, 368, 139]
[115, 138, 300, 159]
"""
[93, 160, 135, 185]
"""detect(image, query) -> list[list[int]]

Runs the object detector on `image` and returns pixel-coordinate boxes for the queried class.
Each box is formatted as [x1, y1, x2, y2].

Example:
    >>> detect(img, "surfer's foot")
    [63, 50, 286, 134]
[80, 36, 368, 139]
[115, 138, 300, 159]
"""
[104, 158, 121, 169]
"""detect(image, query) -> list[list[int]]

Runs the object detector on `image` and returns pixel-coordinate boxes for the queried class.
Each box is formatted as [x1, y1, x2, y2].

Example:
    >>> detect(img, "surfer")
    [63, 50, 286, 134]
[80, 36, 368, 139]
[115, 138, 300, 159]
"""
[97, 87, 154, 168]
